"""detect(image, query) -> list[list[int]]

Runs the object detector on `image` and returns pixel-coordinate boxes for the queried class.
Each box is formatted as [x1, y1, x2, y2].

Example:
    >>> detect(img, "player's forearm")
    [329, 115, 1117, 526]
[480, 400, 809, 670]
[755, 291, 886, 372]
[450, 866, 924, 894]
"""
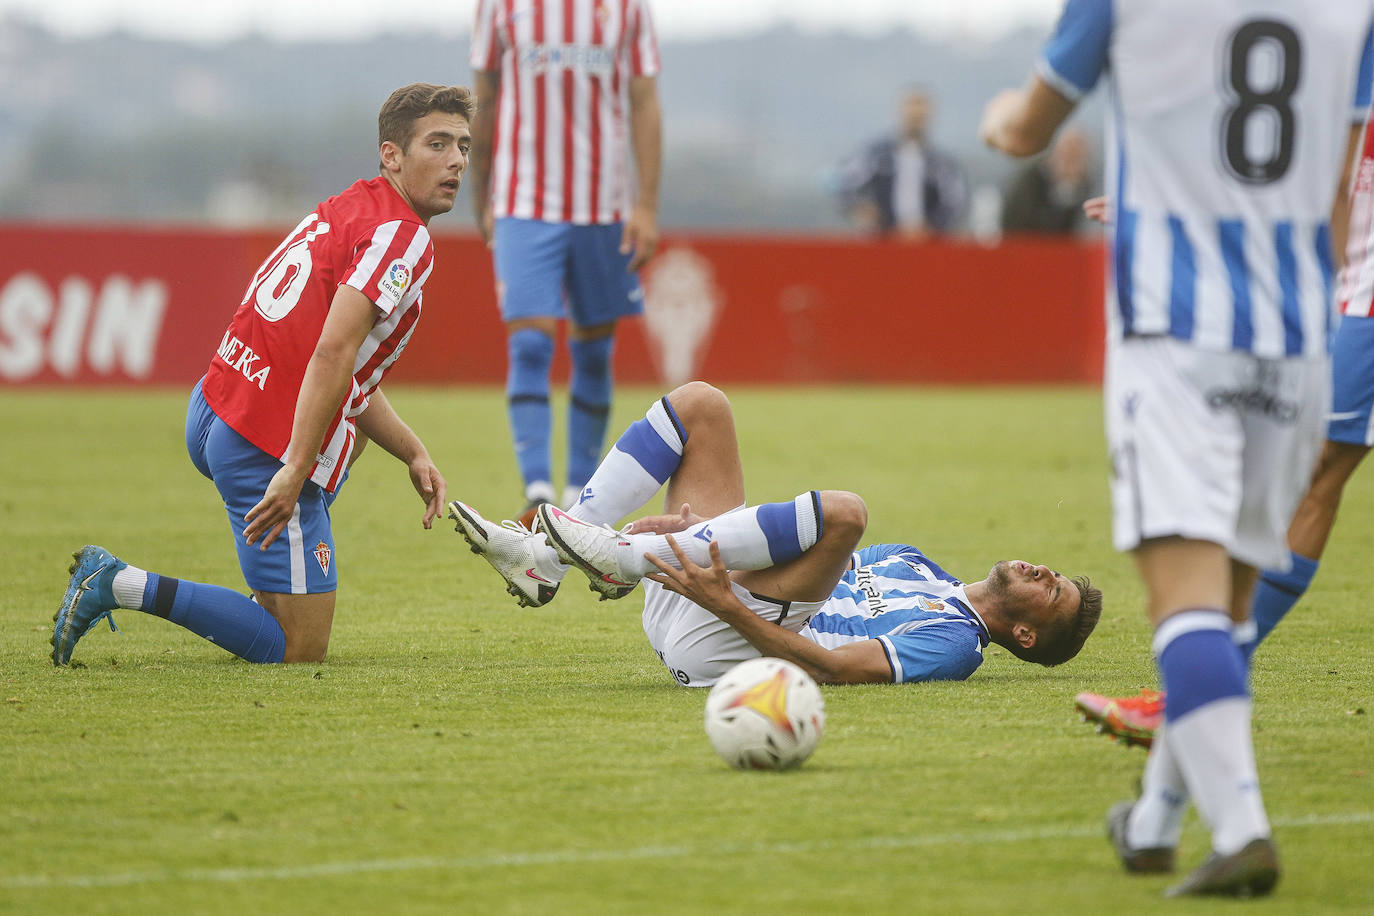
[282, 347, 356, 476]
[468, 70, 500, 219]
[356, 388, 429, 467]
[628, 77, 662, 211]
[980, 77, 1076, 159]
[1332, 123, 1363, 271]
[707, 593, 881, 685]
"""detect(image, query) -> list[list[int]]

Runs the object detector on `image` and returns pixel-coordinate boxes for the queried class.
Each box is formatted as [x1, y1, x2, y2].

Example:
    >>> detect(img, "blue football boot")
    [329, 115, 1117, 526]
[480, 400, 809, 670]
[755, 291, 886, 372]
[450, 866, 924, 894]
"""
[52, 545, 125, 666]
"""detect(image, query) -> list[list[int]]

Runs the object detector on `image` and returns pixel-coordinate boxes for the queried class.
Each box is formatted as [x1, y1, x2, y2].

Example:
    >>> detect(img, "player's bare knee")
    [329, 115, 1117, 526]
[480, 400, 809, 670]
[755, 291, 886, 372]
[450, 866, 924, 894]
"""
[819, 490, 867, 546]
[667, 381, 730, 426]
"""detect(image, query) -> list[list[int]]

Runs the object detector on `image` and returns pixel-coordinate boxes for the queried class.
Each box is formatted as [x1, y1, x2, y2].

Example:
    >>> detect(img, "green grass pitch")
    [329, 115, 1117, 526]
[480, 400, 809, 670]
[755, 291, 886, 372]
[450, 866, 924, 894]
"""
[1, 385, 1371, 914]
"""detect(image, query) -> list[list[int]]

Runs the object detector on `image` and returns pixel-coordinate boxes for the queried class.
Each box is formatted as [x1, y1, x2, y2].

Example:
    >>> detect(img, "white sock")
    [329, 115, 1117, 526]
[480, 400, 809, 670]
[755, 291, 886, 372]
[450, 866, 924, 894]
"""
[620, 495, 820, 578]
[1127, 724, 1189, 850]
[111, 565, 148, 610]
[1154, 612, 1270, 855]
[1168, 696, 1270, 854]
[567, 398, 684, 527]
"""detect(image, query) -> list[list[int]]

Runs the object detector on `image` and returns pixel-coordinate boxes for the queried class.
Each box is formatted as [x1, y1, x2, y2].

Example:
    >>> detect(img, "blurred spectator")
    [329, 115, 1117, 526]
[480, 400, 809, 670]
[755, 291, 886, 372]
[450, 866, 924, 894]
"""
[835, 88, 967, 239]
[1000, 127, 1094, 235]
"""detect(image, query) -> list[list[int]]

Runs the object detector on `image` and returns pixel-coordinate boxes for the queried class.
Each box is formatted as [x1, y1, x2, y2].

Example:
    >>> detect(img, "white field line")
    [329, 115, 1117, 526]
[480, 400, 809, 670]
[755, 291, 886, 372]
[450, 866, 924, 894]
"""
[3, 811, 1371, 890]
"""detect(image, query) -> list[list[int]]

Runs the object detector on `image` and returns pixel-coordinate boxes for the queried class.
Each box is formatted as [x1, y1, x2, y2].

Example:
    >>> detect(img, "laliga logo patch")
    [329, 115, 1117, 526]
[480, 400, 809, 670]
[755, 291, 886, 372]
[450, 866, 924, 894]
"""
[378, 258, 411, 302]
[917, 596, 944, 612]
[314, 540, 332, 576]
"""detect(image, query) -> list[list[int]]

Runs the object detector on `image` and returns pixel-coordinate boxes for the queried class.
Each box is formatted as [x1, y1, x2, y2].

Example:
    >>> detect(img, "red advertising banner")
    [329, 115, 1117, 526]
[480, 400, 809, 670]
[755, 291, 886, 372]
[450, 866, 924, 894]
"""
[0, 224, 1105, 387]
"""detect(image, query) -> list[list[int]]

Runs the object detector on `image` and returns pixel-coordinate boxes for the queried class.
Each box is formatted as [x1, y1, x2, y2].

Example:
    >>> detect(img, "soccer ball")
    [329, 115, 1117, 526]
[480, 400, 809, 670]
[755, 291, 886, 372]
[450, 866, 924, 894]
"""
[703, 657, 826, 770]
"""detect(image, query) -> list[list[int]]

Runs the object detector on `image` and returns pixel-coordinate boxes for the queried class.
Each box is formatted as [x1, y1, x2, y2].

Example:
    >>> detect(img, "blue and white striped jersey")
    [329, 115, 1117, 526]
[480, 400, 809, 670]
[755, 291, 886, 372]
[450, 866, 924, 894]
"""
[800, 544, 991, 684]
[1038, 0, 1374, 357]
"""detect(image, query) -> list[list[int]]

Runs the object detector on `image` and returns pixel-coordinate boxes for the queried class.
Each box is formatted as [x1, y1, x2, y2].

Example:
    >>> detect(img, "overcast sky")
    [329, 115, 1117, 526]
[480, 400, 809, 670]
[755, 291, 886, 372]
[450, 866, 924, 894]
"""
[0, 0, 1065, 43]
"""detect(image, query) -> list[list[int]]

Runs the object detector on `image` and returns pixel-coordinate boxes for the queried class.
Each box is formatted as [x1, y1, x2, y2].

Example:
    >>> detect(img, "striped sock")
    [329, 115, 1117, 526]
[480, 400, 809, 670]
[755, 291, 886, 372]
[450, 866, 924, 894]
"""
[568, 396, 686, 526]
[623, 492, 822, 577]
[1155, 609, 1269, 855]
[137, 572, 286, 664]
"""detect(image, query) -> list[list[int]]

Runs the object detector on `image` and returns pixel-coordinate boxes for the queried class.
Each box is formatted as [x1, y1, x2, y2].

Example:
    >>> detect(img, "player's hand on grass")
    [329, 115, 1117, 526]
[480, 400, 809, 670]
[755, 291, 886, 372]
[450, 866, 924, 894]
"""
[408, 458, 446, 530]
[245, 464, 309, 550]
[625, 503, 702, 535]
[646, 537, 737, 616]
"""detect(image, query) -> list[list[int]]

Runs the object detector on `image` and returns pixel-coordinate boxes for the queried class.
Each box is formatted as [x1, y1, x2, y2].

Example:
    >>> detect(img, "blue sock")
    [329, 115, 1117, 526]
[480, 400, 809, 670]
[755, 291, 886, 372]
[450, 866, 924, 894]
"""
[1155, 610, 1249, 723]
[1251, 551, 1317, 647]
[567, 335, 615, 491]
[628, 492, 823, 576]
[141, 573, 285, 663]
[507, 328, 554, 488]
[754, 492, 824, 565]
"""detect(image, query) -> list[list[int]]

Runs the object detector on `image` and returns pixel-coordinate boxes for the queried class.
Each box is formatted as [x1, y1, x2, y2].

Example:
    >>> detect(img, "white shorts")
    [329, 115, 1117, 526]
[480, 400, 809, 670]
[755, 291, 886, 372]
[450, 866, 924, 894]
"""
[1104, 336, 1327, 570]
[641, 579, 827, 688]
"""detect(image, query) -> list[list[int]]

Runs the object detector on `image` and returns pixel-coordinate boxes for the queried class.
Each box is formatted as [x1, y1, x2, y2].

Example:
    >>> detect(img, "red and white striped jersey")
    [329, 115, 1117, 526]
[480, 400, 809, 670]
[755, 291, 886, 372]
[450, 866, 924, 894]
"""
[201, 176, 434, 492]
[1339, 114, 1374, 318]
[469, 0, 660, 225]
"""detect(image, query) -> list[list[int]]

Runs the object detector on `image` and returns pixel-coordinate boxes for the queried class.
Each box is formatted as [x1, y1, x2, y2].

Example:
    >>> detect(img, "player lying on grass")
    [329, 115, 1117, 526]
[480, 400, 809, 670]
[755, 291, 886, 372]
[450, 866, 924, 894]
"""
[450, 382, 1102, 687]
[50, 84, 474, 667]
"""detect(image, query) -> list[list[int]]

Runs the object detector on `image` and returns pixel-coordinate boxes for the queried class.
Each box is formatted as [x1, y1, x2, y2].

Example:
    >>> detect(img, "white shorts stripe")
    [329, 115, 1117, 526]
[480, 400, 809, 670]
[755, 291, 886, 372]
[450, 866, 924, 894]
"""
[287, 504, 306, 595]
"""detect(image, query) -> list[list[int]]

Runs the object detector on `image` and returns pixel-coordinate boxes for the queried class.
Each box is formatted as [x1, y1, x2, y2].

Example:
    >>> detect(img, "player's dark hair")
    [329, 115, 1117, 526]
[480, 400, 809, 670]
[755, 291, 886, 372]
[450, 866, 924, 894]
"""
[1009, 574, 1102, 667]
[377, 83, 476, 167]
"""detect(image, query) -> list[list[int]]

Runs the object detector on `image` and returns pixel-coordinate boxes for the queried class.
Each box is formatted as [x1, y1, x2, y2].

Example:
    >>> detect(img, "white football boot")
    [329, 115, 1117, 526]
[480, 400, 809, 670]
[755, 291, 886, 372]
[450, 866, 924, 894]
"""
[448, 500, 565, 607]
[536, 504, 639, 600]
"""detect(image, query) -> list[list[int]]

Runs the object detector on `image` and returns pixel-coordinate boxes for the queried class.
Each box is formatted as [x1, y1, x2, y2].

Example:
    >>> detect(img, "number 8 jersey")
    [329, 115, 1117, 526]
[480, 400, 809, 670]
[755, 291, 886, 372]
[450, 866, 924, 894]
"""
[201, 176, 435, 492]
[1038, 0, 1374, 358]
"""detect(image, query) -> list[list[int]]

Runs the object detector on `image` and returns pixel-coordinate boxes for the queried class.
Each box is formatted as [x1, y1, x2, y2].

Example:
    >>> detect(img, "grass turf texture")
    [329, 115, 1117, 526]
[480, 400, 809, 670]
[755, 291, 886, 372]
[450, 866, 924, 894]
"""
[1, 385, 1371, 914]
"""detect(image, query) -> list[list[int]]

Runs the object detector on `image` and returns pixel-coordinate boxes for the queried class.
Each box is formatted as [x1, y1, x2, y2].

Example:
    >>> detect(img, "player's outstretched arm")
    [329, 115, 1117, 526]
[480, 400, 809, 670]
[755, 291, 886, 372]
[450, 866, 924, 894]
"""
[245, 285, 376, 550]
[356, 389, 446, 529]
[646, 537, 892, 685]
[979, 75, 1076, 158]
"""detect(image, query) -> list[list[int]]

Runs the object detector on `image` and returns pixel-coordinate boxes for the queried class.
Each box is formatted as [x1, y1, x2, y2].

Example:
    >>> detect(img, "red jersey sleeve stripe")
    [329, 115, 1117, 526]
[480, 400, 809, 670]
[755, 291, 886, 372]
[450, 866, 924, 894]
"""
[469, 0, 502, 71]
[632, 0, 660, 76]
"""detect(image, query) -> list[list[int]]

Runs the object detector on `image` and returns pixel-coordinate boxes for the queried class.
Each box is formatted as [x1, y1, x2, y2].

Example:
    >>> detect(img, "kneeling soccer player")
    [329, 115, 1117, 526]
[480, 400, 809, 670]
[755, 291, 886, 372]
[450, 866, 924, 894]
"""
[450, 382, 1102, 687]
[51, 84, 474, 666]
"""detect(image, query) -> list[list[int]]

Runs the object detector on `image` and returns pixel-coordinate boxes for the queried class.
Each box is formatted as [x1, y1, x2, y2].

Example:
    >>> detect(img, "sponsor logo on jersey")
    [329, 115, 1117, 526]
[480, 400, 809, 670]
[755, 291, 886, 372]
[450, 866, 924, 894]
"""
[215, 329, 272, 391]
[314, 540, 332, 577]
[854, 566, 889, 615]
[519, 44, 616, 76]
[378, 258, 411, 305]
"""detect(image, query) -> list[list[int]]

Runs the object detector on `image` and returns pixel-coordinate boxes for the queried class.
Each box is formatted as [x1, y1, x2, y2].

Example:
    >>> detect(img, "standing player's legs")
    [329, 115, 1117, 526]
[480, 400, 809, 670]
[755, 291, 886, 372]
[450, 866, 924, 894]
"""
[1248, 314, 1374, 649]
[494, 218, 572, 509]
[1105, 339, 1324, 895]
[563, 222, 644, 509]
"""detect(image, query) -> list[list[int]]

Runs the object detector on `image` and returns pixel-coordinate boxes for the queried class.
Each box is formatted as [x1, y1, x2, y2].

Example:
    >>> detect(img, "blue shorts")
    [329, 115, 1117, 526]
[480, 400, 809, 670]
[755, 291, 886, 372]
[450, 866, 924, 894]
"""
[492, 217, 644, 326]
[185, 379, 342, 595]
[1328, 315, 1374, 446]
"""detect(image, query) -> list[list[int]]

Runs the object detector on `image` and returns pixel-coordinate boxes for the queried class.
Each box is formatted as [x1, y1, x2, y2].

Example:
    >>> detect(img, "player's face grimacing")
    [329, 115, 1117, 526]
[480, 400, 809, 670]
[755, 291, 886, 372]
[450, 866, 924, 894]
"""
[988, 559, 1081, 622]
[387, 111, 472, 222]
